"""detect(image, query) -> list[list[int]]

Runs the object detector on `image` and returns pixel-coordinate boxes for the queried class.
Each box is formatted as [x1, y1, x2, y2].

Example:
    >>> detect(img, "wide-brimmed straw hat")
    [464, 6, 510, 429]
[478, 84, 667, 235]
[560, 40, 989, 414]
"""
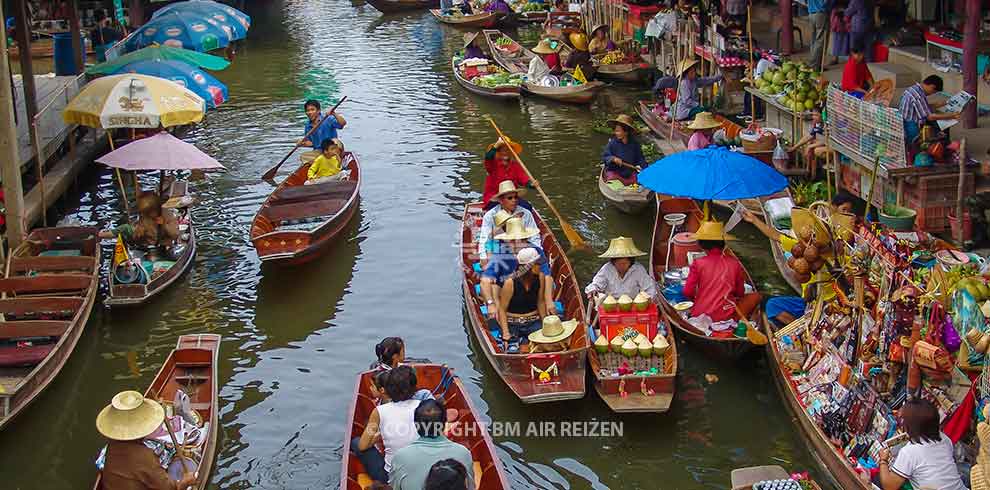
[691, 220, 735, 241]
[598, 236, 647, 258]
[516, 247, 541, 266]
[96, 390, 165, 441]
[529, 315, 578, 344]
[495, 217, 539, 241]
[493, 180, 524, 200]
[487, 136, 523, 156]
[686, 112, 721, 130]
[463, 31, 480, 49]
[493, 209, 514, 228]
[532, 38, 562, 55]
[677, 58, 699, 77]
[607, 114, 639, 134]
[590, 24, 608, 37]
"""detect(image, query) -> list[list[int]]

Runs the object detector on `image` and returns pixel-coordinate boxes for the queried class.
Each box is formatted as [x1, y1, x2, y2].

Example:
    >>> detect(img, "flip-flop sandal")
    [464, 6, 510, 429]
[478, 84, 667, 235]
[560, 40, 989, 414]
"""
[506, 340, 520, 354]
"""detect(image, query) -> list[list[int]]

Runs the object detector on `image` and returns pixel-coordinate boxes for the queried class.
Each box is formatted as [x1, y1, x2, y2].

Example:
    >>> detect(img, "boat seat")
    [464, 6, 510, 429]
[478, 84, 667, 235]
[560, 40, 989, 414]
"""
[263, 198, 348, 222]
[0, 342, 54, 368]
[0, 297, 83, 317]
[39, 249, 82, 257]
[273, 180, 357, 204]
[10, 256, 96, 275]
[0, 275, 92, 296]
[0, 320, 70, 340]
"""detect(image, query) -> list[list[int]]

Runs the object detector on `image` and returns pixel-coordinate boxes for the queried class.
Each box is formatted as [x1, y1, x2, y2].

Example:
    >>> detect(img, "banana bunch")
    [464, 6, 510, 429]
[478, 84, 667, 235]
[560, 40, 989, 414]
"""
[600, 50, 624, 65]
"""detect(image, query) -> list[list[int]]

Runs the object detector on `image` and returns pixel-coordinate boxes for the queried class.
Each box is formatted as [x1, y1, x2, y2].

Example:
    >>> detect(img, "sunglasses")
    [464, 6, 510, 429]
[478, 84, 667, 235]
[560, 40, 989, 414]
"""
[502, 194, 519, 201]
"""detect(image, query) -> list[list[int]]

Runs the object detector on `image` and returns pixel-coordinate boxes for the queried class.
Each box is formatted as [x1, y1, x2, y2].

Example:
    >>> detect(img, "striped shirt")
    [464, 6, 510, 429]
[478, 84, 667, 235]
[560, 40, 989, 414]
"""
[899, 83, 931, 126]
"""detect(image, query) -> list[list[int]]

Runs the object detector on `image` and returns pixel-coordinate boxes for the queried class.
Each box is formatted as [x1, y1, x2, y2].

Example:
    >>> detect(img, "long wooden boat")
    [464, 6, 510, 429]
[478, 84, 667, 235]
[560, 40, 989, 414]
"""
[0, 226, 100, 430]
[764, 314, 870, 490]
[250, 152, 361, 265]
[482, 29, 604, 104]
[451, 57, 521, 100]
[107, 210, 197, 307]
[649, 197, 763, 361]
[598, 166, 652, 214]
[365, 0, 438, 13]
[594, 62, 649, 83]
[588, 309, 677, 413]
[460, 202, 589, 402]
[340, 364, 509, 489]
[731, 465, 823, 490]
[93, 333, 221, 490]
[758, 190, 803, 295]
[430, 9, 503, 28]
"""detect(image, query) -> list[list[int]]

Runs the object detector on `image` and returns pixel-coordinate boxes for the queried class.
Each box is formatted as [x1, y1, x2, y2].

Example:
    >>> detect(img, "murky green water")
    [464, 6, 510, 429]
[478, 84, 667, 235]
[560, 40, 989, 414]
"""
[0, 1, 826, 489]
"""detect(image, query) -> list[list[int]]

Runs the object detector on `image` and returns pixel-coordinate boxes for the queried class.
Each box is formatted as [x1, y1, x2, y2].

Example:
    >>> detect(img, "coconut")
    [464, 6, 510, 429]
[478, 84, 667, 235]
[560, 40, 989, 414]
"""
[610, 334, 624, 352]
[652, 334, 670, 356]
[633, 333, 648, 346]
[790, 241, 806, 259]
[796, 224, 813, 242]
[796, 271, 812, 283]
[602, 294, 618, 312]
[792, 257, 811, 275]
[637, 339, 653, 357]
[594, 334, 609, 354]
[621, 338, 638, 357]
[803, 243, 820, 262]
[633, 291, 650, 311]
[787, 256, 797, 269]
[618, 294, 634, 312]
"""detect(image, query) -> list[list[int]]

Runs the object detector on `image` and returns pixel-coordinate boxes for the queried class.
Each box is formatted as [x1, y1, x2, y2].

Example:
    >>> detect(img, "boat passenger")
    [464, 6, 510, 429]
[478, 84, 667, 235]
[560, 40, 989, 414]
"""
[674, 58, 722, 121]
[789, 110, 827, 170]
[95, 390, 197, 490]
[588, 24, 615, 55]
[99, 192, 180, 251]
[528, 315, 578, 353]
[306, 138, 346, 185]
[352, 365, 422, 486]
[877, 398, 967, 490]
[462, 32, 486, 60]
[482, 137, 535, 210]
[485, 0, 512, 14]
[456, 0, 474, 14]
[563, 31, 596, 79]
[425, 459, 470, 490]
[477, 181, 541, 266]
[840, 42, 873, 97]
[585, 236, 656, 301]
[482, 242, 554, 353]
[685, 112, 721, 150]
[682, 220, 761, 325]
[90, 9, 122, 63]
[898, 75, 958, 143]
[532, 38, 563, 75]
[369, 337, 434, 403]
[389, 400, 475, 490]
[299, 99, 346, 163]
[601, 114, 647, 186]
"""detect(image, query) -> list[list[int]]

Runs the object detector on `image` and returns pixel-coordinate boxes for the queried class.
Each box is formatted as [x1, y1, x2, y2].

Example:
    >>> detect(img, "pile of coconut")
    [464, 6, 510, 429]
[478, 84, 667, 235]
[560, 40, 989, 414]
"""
[593, 327, 669, 373]
[786, 240, 827, 283]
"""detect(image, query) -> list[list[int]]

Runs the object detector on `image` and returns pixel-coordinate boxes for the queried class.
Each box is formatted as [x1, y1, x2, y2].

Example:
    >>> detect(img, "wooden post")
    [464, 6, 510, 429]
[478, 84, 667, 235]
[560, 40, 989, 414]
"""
[956, 139, 967, 242]
[0, 1, 27, 249]
[68, 0, 84, 74]
[12, 0, 38, 153]
[962, 0, 979, 128]
[781, 0, 793, 55]
[129, 0, 145, 28]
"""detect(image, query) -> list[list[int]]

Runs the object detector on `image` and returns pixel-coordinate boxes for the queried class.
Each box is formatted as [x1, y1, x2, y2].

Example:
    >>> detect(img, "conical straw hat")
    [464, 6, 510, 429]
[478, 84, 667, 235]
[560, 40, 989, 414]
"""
[691, 220, 736, 241]
[606, 114, 640, 134]
[96, 390, 165, 441]
[495, 217, 539, 241]
[598, 236, 647, 258]
[677, 58, 699, 77]
[686, 112, 722, 130]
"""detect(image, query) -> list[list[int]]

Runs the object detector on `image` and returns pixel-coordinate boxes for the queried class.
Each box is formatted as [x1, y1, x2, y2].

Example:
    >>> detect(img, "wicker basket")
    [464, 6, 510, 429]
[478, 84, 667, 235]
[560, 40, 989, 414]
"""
[741, 133, 777, 152]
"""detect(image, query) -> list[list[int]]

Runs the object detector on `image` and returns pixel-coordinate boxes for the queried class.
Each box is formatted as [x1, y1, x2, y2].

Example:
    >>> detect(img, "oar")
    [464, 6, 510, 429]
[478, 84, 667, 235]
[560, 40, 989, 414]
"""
[261, 96, 347, 182]
[487, 118, 590, 252]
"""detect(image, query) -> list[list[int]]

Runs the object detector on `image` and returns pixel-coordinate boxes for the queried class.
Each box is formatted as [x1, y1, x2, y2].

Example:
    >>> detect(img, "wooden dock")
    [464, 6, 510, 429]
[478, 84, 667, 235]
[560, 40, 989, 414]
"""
[12, 74, 86, 169]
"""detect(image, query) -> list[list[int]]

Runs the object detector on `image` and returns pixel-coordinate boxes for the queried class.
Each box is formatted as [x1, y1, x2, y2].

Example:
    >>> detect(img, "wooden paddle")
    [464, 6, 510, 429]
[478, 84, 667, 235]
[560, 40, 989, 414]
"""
[261, 96, 347, 182]
[487, 118, 590, 252]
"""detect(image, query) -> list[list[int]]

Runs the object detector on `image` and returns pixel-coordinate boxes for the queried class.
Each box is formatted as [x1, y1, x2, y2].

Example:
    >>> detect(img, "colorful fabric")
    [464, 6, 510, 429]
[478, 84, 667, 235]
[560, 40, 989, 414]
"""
[899, 83, 932, 126]
[766, 296, 807, 320]
[682, 248, 746, 322]
[841, 57, 872, 92]
[303, 115, 343, 151]
[482, 148, 530, 204]
[486, 0, 512, 13]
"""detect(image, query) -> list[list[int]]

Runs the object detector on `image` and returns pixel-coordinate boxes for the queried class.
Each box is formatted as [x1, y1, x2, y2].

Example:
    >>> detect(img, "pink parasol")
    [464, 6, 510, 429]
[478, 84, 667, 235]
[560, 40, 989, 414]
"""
[95, 132, 224, 170]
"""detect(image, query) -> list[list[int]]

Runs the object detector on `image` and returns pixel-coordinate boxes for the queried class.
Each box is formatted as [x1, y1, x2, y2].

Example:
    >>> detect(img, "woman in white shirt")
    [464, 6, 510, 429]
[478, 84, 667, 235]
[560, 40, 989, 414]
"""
[352, 365, 422, 486]
[585, 237, 657, 301]
[878, 398, 967, 490]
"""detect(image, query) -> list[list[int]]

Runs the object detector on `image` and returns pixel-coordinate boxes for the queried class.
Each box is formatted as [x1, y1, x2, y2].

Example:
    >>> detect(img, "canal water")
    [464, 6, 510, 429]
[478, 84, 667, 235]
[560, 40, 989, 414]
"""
[0, 1, 826, 489]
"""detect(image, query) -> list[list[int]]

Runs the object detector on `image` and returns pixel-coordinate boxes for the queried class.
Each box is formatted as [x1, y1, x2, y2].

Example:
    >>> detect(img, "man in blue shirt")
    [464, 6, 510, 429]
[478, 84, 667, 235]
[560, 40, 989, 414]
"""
[807, 0, 831, 72]
[389, 400, 474, 490]
[299, 99, 346, 162]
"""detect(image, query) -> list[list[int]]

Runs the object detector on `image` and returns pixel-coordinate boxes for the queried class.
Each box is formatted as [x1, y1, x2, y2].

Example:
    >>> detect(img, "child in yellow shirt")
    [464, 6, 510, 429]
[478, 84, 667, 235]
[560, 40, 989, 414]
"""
[306, 138, 345, 184]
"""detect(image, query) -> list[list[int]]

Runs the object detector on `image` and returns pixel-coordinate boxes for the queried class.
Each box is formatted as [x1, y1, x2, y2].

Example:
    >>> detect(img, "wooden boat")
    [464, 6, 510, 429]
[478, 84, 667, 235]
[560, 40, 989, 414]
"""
[730, 465, 823, 490]
[594, 61, 649, 83]
[649, 197, 763, 361]
[0, 226, 100, 430]
[482, 29, 604, 104]
[511, 10, 579, 24]
[460, 202, 589, 402]
[250, 153, 361, 265]
[764, 314, 870, 490]
[107, 181, 197, 307]
[93, 333, 221, 490]
[340, 364, 509, 489]
[430, 9, 503, 28]
[758, 190, 803, 295]
[597, 166, 652, 214]
[366, 0, 438, 12]
[588, 310, 677, 413]
[451, 57, 521, 100]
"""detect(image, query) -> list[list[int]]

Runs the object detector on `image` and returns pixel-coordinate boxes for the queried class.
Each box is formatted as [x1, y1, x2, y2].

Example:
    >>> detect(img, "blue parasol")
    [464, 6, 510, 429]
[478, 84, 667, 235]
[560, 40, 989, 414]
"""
[125, 10, 232, 53]
[637, 147, 788, 200]
[152, 0, 251, 41]
[114, 59, 228, 109]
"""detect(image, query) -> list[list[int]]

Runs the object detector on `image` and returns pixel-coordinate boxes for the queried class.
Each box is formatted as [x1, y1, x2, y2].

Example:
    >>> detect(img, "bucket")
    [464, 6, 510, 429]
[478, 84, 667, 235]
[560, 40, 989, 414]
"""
[878, 207, 917, 231]
[53, 32, 78, 75]
[948, 211, 973, 243]
[670, 232, 701, 268]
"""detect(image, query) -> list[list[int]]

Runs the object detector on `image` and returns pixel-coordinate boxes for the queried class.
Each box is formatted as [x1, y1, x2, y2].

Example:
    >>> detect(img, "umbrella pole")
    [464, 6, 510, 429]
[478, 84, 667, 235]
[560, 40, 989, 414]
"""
[106, 133, 132, 216]
[703, 199, 710, 221]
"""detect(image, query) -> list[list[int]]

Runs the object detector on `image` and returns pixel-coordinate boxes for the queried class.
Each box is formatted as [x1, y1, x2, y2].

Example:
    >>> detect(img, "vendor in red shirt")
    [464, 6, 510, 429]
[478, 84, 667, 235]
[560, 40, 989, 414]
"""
[482, 136, 536, 210]
[841, 42, 874, 98]
[681, 220, 762, 325]
[532, 38, 563, 75]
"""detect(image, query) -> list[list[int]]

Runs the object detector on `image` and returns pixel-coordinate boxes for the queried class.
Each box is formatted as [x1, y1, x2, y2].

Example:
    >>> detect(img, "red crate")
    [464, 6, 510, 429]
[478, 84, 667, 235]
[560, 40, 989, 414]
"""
[598, 304, 659, 341]
[907, 197, 951, 233]
[907, 173, 974, 207]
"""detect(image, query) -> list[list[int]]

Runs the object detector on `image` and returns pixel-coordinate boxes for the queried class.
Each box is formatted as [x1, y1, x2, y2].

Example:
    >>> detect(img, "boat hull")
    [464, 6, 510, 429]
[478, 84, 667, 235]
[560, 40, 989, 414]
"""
[588, 322, 677, 413]
[451, 58, 521, 100]
[365, 0, 438, 12]
[595, 63, 648, 83]
[106, 222, 197, 307]
[430, 9, 502, 28]
[598, 167, 652, 213]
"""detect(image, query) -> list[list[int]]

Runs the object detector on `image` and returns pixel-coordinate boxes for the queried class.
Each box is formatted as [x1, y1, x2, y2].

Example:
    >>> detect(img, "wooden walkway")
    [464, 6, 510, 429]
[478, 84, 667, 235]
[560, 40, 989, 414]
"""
[12, 74, 86, 169]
